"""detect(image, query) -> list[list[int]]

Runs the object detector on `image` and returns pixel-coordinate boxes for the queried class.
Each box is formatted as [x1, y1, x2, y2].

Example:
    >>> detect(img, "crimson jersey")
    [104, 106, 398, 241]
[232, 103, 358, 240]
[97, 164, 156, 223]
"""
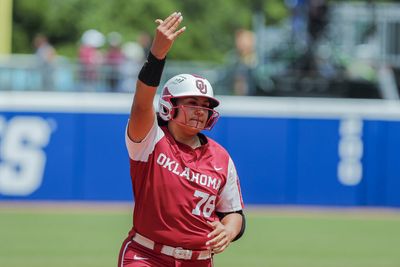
[125, 117, 244, 250]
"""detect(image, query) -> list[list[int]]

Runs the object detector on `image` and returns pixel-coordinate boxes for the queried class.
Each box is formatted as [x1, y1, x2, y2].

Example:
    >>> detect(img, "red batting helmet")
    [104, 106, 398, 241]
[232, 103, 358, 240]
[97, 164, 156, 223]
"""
[158, 74, 220, 130]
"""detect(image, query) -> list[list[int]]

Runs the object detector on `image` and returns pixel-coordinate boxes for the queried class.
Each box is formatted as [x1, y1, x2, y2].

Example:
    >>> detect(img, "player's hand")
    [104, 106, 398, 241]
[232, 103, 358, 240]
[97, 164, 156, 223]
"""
[206, 221, 235, 254]
[150, 12, 186, 60]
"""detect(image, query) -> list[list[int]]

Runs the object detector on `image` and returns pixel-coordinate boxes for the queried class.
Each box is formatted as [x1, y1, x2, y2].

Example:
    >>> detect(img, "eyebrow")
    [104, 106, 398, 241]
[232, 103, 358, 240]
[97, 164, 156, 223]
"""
[184, 97, 210, 105]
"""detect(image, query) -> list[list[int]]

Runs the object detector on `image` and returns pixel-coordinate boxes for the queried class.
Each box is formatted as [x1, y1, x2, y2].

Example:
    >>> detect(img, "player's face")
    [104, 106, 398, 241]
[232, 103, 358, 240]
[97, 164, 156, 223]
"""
[174, 96, 211, 131]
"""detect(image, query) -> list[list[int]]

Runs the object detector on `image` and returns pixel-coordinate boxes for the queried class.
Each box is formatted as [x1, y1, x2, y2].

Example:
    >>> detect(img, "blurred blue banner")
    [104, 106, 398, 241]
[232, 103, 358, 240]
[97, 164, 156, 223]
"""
[0, 93, 399, 207]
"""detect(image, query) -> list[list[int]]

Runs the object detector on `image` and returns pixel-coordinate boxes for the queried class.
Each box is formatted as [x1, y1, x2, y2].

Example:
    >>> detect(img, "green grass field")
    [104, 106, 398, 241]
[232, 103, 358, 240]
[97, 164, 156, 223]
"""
[1, 203, 400, 267]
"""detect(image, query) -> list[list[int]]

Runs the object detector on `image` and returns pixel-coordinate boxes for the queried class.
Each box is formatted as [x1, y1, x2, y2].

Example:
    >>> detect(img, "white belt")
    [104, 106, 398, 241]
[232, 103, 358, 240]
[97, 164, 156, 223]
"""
[132, 232, 212, 260]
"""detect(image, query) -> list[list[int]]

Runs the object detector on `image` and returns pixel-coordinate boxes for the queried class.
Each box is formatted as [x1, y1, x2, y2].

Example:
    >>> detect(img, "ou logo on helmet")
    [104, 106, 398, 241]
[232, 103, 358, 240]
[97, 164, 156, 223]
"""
[195, 80, 207, 94]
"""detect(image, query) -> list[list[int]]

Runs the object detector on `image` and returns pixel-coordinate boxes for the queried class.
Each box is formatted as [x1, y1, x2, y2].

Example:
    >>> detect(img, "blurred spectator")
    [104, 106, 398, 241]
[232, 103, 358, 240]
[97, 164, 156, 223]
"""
[286, 0, 308, 48]
[345, 0, 378, 83]
[78, 29, 104, 91]
[120, 41, 146, 92]
[105, 32, 124, 92]
[137, 32, 152, 56]
[347, 30, 379, 82]
[228, 29, 257, 95]
[292, 0, 330, 77]
[118, 32, 151, 93]
[33, 34, 56, 91]
[307, 0, 329, 43]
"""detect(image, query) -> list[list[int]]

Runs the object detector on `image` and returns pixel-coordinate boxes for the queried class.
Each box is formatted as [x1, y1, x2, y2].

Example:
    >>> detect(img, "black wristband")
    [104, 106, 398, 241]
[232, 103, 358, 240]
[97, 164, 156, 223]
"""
[138, 52, 166, 87]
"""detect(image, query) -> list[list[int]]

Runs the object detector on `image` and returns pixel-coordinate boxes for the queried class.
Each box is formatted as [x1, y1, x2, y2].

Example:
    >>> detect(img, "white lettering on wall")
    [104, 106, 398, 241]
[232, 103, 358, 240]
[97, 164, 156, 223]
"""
[337, 117, 363, 186]
[0, 116, 53, 196]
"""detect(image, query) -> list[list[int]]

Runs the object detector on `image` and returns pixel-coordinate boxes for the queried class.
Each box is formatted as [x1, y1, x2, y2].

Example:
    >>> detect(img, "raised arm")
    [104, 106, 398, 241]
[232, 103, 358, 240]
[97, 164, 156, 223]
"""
[128, 12, 186, 142]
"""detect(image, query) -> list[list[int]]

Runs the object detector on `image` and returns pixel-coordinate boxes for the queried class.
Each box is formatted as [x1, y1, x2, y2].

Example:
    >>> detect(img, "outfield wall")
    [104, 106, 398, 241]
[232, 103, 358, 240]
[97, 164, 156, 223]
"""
[0, 92, 400, 207]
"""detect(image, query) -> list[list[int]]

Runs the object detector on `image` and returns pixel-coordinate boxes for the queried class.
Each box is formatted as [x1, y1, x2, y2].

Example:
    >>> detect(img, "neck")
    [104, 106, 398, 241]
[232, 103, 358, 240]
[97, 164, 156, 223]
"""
[168, 123, 201, 149]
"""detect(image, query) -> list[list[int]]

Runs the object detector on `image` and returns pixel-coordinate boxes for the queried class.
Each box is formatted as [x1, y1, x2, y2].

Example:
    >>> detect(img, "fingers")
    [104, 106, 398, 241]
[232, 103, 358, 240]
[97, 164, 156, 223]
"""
[154, 11, 186, 40]
[208, 220, 219, 228]
[150, 12, 185, 59]
[164, 12, 182, 29]
[212, 244, 228, 254]
[171, 26, 186, 39]
[207, 221, 220, 238]
[206, 221, 230, 253]
[168, 15, 183, 34]
[160, 12, 178, 26]
[207, 230, 227, 246]
[207, 233, 230, 254]
[211, 237, 230, 254]
[206, 221, 224, 246]
[207, 229, 220, 241]
[156, 11, 180, 28]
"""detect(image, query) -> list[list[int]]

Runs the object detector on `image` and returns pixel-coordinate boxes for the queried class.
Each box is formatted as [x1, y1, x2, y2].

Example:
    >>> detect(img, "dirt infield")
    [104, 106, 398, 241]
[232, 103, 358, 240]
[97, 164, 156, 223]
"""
[1, 200, 399, 219]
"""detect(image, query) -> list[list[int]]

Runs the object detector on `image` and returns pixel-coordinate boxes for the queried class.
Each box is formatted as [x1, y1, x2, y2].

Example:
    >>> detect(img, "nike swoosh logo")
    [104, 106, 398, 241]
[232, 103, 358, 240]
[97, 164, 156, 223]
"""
[214, 166, 223, 171]
[133, 255, 149, 260]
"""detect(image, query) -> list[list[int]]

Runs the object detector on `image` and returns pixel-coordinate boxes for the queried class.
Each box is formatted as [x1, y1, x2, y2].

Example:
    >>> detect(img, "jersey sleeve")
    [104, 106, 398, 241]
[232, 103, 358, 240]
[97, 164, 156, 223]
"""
[125, 115, 164, 162]
[216, 157, 244, 212]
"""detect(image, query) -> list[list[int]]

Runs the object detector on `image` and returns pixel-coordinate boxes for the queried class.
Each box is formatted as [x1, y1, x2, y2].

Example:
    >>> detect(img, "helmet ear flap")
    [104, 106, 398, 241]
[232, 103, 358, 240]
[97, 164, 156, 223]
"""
[159, 97, 173, 121]
[205, 109, 220, 130]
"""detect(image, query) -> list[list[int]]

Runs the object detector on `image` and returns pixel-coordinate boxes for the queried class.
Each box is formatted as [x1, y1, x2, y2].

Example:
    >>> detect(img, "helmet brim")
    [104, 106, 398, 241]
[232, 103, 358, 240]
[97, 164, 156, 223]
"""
[172, 95, 220, 108]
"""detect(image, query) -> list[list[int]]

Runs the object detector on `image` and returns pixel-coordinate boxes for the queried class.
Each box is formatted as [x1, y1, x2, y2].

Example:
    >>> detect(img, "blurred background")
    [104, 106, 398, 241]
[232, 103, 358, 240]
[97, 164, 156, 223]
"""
[1, 1, 400, 267]
[1, 0, 399, 97]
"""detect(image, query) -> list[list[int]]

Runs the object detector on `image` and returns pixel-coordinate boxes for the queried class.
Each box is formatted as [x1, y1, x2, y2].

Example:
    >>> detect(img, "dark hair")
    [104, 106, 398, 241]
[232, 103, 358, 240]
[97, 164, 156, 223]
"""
[171, 98, 178, 119]
[157, 114, 168, 126]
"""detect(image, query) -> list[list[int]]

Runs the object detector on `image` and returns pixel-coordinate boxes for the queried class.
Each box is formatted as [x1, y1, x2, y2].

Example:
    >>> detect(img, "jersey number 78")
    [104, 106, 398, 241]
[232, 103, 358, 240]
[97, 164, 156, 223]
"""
[191, 190, 216, 218]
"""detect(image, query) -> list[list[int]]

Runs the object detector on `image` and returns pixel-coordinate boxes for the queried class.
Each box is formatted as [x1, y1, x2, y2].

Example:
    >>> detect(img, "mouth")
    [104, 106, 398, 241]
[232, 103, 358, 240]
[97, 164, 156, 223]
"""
[190, 118, 203, 122]
[190, 119, 204, 123]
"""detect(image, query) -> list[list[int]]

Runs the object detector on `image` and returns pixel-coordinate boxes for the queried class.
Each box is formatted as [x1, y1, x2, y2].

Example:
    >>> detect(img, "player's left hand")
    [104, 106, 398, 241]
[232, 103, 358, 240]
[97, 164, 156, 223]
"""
[206, 221, 235, 254]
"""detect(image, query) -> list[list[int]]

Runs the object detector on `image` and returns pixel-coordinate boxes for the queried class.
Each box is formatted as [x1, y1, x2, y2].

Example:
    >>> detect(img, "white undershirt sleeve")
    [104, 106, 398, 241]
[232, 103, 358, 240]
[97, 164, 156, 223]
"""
[216, 157, 243, 212]
[125, 115, 164, 162]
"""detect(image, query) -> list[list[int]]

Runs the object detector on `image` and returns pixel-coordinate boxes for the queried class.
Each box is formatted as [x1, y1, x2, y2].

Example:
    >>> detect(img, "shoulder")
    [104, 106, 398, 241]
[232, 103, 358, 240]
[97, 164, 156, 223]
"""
[204, 135, 230, 157]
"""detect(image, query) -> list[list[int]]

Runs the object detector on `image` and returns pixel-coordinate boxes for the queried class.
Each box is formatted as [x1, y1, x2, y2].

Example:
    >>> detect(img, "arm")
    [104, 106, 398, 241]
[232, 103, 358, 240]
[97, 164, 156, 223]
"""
[216, 210, 246, 241]
[208, 157, 245, 253]
[206, 213, 243, 254]
[128, 12, 186, 142]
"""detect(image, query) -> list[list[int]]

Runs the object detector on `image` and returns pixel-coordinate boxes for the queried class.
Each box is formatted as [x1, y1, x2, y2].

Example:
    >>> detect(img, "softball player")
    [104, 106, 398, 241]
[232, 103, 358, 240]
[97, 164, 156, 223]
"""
[118, 12, 245, 267]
